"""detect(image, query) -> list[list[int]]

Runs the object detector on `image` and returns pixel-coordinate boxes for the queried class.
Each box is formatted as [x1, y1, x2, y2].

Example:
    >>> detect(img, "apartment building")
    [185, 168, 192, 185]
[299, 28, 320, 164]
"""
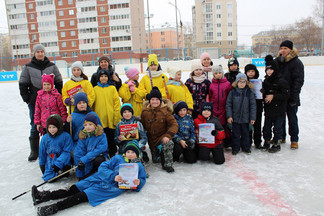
[6, 0, 146, 67]
[192, 0, 237, 58]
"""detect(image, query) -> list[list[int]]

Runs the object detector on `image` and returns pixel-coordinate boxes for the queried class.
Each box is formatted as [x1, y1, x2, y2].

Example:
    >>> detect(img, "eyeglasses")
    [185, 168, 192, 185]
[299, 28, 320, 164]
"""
[238, 80, 247, 84]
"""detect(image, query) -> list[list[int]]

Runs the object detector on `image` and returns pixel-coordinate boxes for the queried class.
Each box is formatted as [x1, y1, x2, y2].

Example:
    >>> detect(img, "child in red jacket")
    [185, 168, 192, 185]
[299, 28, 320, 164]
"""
[194, 102, 225, 164]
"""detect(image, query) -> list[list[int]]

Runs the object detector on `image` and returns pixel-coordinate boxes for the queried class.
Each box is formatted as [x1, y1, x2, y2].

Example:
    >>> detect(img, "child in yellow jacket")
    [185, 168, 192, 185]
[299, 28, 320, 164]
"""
[139, 54, 169, 98]
[118, 67, 146, 118]
[62, 61, 95, 113]
[166, 67, 194, 113]
[93, 68, 121, 158]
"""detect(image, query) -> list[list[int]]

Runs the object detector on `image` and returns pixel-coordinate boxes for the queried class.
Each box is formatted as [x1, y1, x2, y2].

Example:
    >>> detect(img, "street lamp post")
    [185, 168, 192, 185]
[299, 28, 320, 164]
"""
[145, 0, 153, 54]
[169, 1, 183, 59]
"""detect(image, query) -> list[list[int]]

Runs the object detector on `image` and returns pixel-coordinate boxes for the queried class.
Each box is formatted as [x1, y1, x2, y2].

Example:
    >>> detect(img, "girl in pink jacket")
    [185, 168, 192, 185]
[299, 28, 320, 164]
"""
[34, 74, 68, 135]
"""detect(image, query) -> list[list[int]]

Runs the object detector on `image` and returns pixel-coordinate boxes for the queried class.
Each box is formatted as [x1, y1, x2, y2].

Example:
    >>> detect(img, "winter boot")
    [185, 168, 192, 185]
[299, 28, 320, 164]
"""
[160, 152, 174, 173]
[268, 143, 281, 153]
[37, 204, 58, 216]
[290, 142, 298, 150]
[32, 185, 51, 205]
[142, 151, 149, 163]
[261, 141, 271, 151]
[28, 137, 39, 161]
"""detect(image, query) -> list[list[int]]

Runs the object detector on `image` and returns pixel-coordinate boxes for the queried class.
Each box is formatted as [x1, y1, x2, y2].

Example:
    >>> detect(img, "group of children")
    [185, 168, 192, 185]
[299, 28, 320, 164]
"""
[30, 52, 290, 215]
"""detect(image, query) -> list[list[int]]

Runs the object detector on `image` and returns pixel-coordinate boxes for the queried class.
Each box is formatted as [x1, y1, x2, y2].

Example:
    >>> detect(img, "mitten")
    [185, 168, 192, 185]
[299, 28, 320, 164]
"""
[128, 81, 135, 92]
[64, 98, 71, 105]
[52, 165, 60, 173]
[211, 130, 218, 136]
[186, 140, 195, 150]
[157, 144, 162, 153]
[39, 165, 45, 174]
[227, 123, 233, 130]
[249, 124, 254, 131]
[78, 161, 85, 171]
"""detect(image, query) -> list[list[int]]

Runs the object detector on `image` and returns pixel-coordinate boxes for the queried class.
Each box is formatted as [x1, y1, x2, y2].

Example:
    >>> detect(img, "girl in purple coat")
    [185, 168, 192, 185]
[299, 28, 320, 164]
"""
[34, 74, 68, 135]
[185, 60, 211, 119]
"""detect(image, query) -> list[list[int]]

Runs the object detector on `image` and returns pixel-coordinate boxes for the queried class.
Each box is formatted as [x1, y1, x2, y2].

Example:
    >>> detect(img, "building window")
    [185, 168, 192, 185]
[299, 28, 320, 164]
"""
[62, 52, 68, 57]
[69, 10, 74, 15]
[103, 49, 109, 54]
[68, 0, 73, 5]
[216, 14, 221, 18]
[228, 41, 233, 45]
[216, 4, 221, 9]
[62, 42, 67, 47]
[228, 22, 232, 27]
[216, 23, 221, 28]
[228, 13, 232, 18]
[101, 17, 106, 23]
[61, 32, 66, 37]
[161, 32, 165, 35]
[100, 6, 106, 12]
[58, 0, 63, 6]
[30, 14, 35, 19]
[31, 24, 36, 30]
[228, 32, 232, 36]
[59, 11, 64, 16]
[227, 3, 232, 10]
[217, 32, 221, 37]
[70, 20, 75, 26]
[218, 41, 222, 46]
[161, 38, 165, 42]
[71, 31, 76, 36]
[72, 41, 77, 47]
[29, 3, 33, 9]
[60, 21, 65, 27]
[102, 28, 107, 33]
[72, 51, 77, 56]
[31, 34, 37, 41]
[161, 44, 166, 48]
[102, 38, 107, 44]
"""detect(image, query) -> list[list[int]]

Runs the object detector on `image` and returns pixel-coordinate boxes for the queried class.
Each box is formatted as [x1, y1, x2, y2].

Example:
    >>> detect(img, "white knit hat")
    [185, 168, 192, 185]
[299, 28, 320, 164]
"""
[191, 60, 203, 72]
[71, 61, 84, 73]
[167, 67, 181, 79]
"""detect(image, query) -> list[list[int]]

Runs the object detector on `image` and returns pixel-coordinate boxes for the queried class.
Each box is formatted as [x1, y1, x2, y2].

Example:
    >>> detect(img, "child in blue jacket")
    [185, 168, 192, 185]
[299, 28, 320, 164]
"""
[32, 141, 146, 216]
[172, 101, 197, 163]
[39, 114, 73, 182]
[73, 113, 108, 180]
[115, 103, 148, 161]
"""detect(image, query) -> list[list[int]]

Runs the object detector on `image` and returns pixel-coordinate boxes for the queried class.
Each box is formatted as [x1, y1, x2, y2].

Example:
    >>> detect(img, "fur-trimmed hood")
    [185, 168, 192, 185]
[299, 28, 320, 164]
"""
[232, 80, 254, 89]
[143, 98, 174, 113]
[79, 124, 104, 140]
[277, 47, 299, 63]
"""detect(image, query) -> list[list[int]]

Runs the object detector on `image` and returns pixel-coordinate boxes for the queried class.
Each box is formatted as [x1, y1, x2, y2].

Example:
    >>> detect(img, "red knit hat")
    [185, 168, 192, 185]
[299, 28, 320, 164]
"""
[42, 74, 54, 89]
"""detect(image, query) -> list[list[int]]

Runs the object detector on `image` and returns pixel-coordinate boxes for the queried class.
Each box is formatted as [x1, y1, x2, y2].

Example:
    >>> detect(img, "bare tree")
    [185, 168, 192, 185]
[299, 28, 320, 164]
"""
[313, 0, 324, 23]
[294, 17, 321, 51]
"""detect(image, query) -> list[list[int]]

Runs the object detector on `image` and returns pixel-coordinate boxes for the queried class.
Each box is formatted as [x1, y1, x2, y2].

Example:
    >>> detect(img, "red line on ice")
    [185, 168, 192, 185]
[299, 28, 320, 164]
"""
[226, 154, 297, 216]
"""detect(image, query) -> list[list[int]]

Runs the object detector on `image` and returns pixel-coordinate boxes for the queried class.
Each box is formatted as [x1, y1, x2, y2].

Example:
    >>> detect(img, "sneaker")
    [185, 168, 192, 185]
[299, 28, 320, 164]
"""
[261, 141, 271, 151]
[290, 142, 298, 149]
[268, 144, 281, 153]
[232, 151, 239, 155]
[37, 204, 58, 216]
[163, 166, 175, 173]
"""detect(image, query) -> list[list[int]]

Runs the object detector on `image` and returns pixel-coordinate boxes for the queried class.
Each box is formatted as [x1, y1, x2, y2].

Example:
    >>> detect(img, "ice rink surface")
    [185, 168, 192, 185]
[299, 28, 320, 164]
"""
[0, 66, 323, 216]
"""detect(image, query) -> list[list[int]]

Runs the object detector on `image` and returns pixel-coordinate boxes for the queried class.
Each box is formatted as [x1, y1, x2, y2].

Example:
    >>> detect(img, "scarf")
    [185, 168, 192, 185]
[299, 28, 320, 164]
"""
[97, 81, 114, 87]
[192, 74, 207, 84]
[81, 127, 97, 137]
[123, 154, 141, 163]
[167, 79, 182, 86]
[146, 70, 162, 78]
[71, 74, 84, 82]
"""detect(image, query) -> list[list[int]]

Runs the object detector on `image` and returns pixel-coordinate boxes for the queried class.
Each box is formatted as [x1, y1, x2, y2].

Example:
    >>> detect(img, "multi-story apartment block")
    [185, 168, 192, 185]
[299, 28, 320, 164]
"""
[6, 0, 146, 67]
[192, 0, 237, 58]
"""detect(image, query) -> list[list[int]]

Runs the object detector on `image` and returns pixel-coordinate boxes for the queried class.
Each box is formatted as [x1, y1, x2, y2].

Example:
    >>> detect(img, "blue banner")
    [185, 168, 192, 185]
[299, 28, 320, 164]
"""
[0, 71, 18, 82]
[252, 58, 265, 67]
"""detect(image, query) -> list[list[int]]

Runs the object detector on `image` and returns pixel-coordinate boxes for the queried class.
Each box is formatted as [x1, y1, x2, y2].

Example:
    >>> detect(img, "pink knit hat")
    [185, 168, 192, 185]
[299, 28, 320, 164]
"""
[200, 52, 211, 64]
[42, 74, 54, 89]
[126, 67, 139, 79]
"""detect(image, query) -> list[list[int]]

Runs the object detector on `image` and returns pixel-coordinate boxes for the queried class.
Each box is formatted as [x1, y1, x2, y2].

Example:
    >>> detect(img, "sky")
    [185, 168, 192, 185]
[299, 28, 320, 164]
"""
[0, 0, 319, 45]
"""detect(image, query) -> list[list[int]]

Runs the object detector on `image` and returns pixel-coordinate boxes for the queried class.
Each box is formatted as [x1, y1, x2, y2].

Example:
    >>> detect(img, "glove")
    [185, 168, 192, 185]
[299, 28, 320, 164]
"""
[78, 161, 85, 171]
[40, 165, 45, 174]
[64, 98, 71, 105]
[157, 144, 162, 153]
[227, 123, 233, 130]
[249, 124, 254, 131]
[186, 140, 195, 150]
[52, 165, 60, 173]
[128, 81, 135, 92]
[211, 130, 218, 136]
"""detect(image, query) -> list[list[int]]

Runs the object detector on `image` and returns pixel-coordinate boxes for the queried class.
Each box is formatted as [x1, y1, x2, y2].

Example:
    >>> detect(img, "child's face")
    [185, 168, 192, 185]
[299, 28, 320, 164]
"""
[193, 69, 203, 77]
[72, 67, 82, 77]
[125, 150, 137, 160]
[132, 74, 139, 81]
[202, 58, 211, 67]
[43, 82, 52, 92]
[174, 71, 181, 81]
[149, 64, 158, 71]
[48, 125, 58, 136]
[202, 110, 211, 118]
[229, 64, 238, 71]
[178, 108, 187, 118]
[266, 68, 274, 76]
[122, 110, 133, 120]
[99, 74, 108, 84]
[237, 79, 247, 89]
[77, 101, 87, 111]
[100, 60, 109, 69]
[246, 70, 256, 79]
[150, 98, 161, 108]
[213, 72, 223, 79]
[84, 122, 96, 133]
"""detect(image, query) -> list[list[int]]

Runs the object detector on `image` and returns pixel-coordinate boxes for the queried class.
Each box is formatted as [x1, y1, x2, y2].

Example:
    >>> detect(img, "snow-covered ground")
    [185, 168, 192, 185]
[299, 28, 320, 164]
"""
[0, 66, 324, 216]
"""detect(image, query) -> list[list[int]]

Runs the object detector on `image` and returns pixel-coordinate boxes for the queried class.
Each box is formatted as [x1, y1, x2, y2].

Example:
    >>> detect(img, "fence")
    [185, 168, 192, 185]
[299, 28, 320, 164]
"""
[1, 44, 323, 71]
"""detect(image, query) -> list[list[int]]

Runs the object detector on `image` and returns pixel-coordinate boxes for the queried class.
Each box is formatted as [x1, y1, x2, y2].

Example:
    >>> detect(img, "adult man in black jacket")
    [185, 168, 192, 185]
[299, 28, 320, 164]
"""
[275, 40, 304, 149]
[19, 44, 63, 161]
